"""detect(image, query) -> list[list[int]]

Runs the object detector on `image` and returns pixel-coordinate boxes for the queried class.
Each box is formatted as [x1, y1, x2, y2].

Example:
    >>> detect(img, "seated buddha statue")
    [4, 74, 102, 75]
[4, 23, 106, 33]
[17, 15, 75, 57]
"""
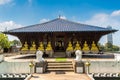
[38, 42, 44, 51]
[82, 41, 90, 53]
[66, 41, 73, 51]
[30, 42, 36, 51]
[21, 42, 28, 51]
[91, 41, 99, 53]
[74, 41, 81, 51]
[66, 41, 74, 57]
[45, 41, 53, 57]
[46, 42, 52, 51]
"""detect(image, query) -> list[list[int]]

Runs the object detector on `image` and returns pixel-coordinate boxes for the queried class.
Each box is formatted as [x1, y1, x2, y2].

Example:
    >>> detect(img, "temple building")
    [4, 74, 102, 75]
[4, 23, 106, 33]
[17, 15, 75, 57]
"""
[4, 17, 117, 56]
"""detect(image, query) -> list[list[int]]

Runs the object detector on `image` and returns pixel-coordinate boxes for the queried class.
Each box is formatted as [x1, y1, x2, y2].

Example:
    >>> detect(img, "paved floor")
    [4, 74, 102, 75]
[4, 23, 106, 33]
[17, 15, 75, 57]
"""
[30, 72, 91, 80]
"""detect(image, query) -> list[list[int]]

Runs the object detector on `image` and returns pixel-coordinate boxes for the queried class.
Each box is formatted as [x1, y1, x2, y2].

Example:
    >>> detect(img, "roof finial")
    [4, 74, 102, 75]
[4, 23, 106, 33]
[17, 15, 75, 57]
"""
[58, 15, 61, 19]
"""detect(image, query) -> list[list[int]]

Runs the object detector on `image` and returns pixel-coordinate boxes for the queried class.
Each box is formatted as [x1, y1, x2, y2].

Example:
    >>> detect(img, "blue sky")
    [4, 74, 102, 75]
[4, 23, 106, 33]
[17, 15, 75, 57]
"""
[0, 0, 120, 46]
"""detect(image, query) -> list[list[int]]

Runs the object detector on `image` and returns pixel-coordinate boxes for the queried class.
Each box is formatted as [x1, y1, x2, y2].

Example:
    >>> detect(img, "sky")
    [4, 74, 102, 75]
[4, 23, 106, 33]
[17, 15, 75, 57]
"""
[0, 0, 120, 46]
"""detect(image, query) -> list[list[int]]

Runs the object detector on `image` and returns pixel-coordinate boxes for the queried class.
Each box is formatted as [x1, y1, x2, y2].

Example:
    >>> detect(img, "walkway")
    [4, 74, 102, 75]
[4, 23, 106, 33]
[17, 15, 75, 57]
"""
[30, 72, 91, 80]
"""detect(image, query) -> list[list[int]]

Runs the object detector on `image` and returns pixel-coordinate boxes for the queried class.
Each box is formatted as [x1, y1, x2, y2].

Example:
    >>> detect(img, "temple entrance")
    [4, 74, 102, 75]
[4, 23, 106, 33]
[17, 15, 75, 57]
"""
[55, 36, 65, 52]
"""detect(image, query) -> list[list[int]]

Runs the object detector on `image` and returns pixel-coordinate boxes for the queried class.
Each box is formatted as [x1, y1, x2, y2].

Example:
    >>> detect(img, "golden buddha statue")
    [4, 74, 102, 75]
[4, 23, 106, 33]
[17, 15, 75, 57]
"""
[91, 41, 99, 53]
[74, 41, 81, 51]
[21, 41, 28, 51]
[45, 41, 53, 57]
[66, 41, 73, 51]
[46, 41, 52, 51]
[38, 42, 44, 51]
[30, 42, 36, 51]
[82, 41, 90, 53]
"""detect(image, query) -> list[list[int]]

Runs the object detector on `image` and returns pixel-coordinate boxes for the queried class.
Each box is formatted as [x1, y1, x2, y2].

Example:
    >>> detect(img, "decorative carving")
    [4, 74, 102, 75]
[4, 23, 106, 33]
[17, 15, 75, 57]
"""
[75, 50, 82, 61]
[36, 50, 44, 62]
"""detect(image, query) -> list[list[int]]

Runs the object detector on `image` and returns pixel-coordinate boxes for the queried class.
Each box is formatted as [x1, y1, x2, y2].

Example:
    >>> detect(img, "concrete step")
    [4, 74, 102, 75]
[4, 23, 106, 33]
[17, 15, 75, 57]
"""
[47, 68, 74, 71]
[47, 65, 73, 68]
[47, 61, 72, 63]
[48, 63, 72, 65]
[47, 61, 74, 72]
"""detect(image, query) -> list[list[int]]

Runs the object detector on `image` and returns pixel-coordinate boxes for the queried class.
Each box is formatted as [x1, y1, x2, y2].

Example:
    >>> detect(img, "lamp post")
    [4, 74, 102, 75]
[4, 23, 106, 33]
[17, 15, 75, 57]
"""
[85, 61, 91, 74]
[29, 61, 34, 75]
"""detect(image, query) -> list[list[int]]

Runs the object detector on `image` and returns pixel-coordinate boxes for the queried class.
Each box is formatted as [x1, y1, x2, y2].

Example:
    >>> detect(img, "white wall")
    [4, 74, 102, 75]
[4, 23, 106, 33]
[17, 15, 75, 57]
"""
[89, 61, 120, 73]
[0, 62, 34, 74]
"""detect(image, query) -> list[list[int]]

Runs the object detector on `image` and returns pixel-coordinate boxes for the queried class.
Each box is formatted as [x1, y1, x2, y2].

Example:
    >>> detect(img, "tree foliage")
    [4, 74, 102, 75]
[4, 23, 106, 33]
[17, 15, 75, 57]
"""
[98, 43, 105, 51]
[98, 42, 119, 51]
[0, 33, 10, 49]
[112, 45, 119, 51]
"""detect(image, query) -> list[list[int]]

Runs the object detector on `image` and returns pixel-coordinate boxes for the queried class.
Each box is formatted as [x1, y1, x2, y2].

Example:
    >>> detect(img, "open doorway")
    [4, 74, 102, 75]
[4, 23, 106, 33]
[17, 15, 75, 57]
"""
[55, 36, 65, 52]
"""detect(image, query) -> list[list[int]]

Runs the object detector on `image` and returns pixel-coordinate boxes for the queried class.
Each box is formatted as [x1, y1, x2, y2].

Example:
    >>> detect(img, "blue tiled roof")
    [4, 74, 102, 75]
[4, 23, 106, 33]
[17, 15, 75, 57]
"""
[7, 18, 117, 32]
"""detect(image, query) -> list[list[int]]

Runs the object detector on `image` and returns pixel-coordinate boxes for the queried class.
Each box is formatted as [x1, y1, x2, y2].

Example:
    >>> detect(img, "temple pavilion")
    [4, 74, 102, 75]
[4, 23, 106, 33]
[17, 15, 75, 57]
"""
[4, 17, 117, 56]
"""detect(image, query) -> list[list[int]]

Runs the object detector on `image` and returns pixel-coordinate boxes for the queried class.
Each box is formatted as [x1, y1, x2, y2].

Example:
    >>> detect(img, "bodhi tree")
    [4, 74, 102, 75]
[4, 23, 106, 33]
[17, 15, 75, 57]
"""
[0, 33, 10, 52]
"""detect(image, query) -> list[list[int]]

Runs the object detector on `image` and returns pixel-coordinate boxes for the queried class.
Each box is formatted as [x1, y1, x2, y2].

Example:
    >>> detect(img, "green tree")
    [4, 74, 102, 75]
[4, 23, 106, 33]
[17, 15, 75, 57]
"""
[112, 45, 119, 51]
[104, 43, 113, 51]
[0, 33, 10, 49]
[98, 43, 105, 51]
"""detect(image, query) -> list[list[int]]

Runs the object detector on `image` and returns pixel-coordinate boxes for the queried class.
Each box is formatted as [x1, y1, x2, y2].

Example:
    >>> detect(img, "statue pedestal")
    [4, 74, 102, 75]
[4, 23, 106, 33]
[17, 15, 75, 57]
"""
[83, 51, 90, 54]
[66, 51, 73, 57]
[29, 50, 36, 54]
[91, 51, 99, 54]
[20, 50, 29, 54]
[35, 61, 47, 73]
[74, 61, 84, 73]
[46, 50, 54, 57]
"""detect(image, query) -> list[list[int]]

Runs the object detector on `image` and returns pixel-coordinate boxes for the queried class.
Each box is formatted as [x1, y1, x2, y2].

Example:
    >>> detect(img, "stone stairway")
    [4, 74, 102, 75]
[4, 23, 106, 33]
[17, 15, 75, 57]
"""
[47, 61, 74, 72]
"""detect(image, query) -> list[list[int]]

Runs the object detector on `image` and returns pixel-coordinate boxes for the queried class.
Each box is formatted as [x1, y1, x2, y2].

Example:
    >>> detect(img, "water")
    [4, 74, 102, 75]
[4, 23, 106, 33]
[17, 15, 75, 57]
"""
[94, 77, 120, 80]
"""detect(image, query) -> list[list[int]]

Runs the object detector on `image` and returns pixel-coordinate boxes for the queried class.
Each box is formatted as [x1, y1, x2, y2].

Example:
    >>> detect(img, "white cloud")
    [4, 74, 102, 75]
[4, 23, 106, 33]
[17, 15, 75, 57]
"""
[84, 11, 120, 29]
[0, 0, 12, 5]
[0, 21, 23, 41]
[111, 10, 120, 16]
[40, 19, 49, 23]
[83, 10, 120, 46]
[0, 21, 23, 31]
[84, 13, 109, 27]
